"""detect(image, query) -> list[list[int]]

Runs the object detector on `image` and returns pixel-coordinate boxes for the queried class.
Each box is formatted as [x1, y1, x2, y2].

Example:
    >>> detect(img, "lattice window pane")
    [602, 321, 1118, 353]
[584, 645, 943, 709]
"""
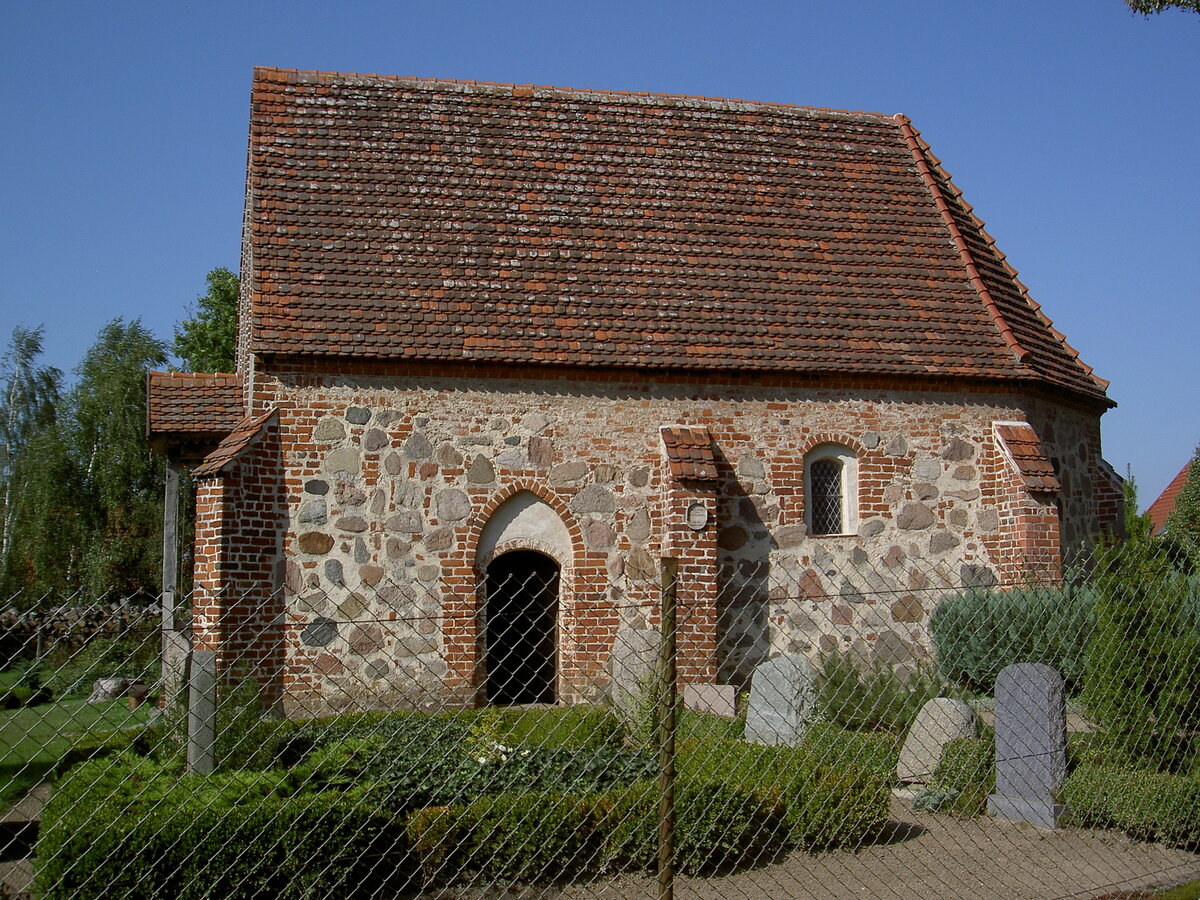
[810, 458, 843, 535]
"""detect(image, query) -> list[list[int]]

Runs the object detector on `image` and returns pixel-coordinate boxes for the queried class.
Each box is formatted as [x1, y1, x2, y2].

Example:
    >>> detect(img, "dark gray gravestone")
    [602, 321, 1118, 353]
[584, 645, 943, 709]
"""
[744, 653, 816, 745]
[988, 663, 1067, 829]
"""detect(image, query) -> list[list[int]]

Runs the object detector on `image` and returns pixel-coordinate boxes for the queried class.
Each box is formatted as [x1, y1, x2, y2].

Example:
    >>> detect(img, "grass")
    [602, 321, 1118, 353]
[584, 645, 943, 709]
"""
[1160, 880, 1200, 900]
[0, 695, 151, 807]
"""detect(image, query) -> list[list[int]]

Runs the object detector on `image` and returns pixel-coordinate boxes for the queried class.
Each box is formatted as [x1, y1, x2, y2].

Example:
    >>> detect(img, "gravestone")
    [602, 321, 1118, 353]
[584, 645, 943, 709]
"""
[683, 684, 737, 719]
[744, 653, 816, 745]
[988, 663, 1067, 829]
[897, 697, 978, 783]
[607, 628, 662, 717]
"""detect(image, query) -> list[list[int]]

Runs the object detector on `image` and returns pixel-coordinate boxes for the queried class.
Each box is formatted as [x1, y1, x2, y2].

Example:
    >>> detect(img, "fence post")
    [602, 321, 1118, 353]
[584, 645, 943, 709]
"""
[160, 461, 188, 709]
[187, 649, 217, 774]
[657, 557, 678, 900]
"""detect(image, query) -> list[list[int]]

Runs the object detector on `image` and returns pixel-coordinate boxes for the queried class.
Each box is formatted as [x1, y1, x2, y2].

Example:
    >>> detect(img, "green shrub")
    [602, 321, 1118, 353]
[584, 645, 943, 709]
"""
[679, 738, 889, 851]
[929, 737, 994, 815]
[816, 652, 948, 734]
[299, 726, 655, 815]
[673, 780, 786, 873]
[1063, 764, 1200, 847]
[799, 721, 900, 780]
[51, 722, 167, 777]
[499, 705, 626, 750]
[929, 582, 1095, 694]
[785, 764, 889, 848]
[1083, 542, 1200, 773]
[455, 791, 607, 881]
[35, 753, 410, 899]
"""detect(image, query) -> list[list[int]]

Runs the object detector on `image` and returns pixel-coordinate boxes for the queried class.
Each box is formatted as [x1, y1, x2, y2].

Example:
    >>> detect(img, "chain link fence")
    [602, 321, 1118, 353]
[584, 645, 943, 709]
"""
[3, 541, 1199, 899]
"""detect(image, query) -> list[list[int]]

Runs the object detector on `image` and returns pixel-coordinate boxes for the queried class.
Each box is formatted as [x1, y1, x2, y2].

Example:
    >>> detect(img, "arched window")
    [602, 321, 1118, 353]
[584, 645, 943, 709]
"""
[805, 444, 858, 536]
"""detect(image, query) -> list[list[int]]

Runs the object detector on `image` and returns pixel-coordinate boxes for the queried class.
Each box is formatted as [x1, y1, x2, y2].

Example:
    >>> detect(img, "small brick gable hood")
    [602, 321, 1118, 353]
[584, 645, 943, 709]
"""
[243, 67, 1108, 405]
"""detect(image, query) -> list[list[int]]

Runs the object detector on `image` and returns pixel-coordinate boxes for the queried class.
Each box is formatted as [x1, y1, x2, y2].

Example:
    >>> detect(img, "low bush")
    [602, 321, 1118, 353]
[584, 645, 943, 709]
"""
[1062, 764, 1200, 847]
[498, 705, 626, 750]
[929, 737, 994, 815]
[929, 582, 1095, 695]
[305, 730, 656, 814]
[816, 651, 947, 734]
[799, 722, 900, 780]
[679, 737, 890, 850]
[408, 778, 784, 880]
[52, 722, 167, 777]
[35, 753, 410, 899]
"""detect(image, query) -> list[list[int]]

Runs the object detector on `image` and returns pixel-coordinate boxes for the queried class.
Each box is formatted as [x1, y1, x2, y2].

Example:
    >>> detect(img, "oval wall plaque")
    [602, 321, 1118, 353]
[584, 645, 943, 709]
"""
[686, 502, 709, 531]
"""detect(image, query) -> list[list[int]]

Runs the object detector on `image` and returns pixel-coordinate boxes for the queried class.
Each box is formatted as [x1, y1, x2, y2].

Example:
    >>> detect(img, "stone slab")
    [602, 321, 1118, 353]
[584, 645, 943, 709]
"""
[606, 628, 661, 716]
[682, 684, 737, 719]
[897, 698, 978, 784]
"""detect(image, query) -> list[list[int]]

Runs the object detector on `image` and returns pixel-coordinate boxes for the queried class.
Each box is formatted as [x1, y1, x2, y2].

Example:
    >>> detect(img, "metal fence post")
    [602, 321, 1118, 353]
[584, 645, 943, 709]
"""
[187, 649, 217, 774]
[658, 557, 678, 900]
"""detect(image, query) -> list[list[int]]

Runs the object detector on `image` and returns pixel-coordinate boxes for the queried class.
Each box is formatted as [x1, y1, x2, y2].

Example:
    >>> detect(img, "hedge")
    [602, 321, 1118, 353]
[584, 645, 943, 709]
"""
[1062, 764, 1200, 847]
[35, 754, 410, 900]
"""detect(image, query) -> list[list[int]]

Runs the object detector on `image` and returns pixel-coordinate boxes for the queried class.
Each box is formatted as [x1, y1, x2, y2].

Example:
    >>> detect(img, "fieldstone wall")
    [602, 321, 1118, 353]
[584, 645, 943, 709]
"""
[202, 364, 1114, 713]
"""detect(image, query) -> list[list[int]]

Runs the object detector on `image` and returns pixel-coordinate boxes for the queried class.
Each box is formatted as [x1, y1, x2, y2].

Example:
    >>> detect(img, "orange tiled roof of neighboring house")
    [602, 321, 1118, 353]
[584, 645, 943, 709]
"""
[996, 423, 1061, 494]
[243, 68, 1109, 404]
[1147, 461, 1192, 536]
[192, 409, 277, 478]
[661, 426, 718, 482]
[146, 372, 243, 438]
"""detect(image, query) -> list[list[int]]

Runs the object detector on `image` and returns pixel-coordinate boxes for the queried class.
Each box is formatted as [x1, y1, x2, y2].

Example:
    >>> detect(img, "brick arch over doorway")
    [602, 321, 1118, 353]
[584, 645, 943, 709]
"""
[440, 479, 615, 706]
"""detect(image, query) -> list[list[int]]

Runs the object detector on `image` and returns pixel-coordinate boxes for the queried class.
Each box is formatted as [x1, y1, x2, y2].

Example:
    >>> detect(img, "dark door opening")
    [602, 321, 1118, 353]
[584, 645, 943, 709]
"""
[485, 550, 559, 705]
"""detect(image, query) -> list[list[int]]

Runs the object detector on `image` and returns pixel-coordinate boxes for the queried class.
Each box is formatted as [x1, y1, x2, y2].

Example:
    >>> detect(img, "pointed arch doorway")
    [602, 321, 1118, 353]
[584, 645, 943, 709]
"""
[484, 550, 560, 704]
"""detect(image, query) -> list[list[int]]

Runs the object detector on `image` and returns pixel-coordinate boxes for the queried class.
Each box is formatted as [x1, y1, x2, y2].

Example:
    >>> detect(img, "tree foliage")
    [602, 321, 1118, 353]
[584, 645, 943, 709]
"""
[0, 327, 63, 589]
[1165, 444, 1200, 550]
[173, 267, 238, 373]
[1125, 0, 1200, 13]
[0, 320, 167, 599]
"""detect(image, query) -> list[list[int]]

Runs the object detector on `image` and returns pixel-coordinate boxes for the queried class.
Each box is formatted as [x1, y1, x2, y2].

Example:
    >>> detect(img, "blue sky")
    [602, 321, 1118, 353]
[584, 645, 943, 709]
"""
[2, 0, 1196, 505]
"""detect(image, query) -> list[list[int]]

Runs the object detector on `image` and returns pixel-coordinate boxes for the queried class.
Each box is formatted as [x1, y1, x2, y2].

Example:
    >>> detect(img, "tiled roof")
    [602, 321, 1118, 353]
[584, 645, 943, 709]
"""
[192, 409, 277, 478]
[661, 426, 718, 482]
[1146, 461, 1192, 536]
[995, 423, 1061, 494]
[245, 68, 1109, 403]
[146, 372, 243, 438]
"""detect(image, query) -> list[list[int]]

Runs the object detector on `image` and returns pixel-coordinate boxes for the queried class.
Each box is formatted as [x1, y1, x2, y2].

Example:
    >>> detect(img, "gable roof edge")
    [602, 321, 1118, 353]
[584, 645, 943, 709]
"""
[896, 116, 1029, 369]
[898, 116, 1110, 398]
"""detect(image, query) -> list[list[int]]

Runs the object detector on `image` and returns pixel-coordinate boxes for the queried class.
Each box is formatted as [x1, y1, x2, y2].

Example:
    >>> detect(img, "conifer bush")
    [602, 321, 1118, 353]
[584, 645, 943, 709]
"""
[1082, 543, 1200, 773]
[929, 583, 1095, 694]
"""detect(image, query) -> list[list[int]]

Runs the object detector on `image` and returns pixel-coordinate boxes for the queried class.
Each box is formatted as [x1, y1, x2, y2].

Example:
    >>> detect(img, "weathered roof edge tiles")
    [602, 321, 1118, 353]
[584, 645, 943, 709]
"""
[192, 409, 278, 478]
[661, 426, 719, 482]
[146, 371, 243, 438]
[243, 67, 1109, 405]
[995, 422, 1062, 494]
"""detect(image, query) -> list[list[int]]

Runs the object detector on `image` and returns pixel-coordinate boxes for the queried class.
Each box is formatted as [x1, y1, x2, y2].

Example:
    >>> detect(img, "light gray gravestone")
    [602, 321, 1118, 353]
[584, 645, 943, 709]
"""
[607, 628, 662, 717]
[683, 684, 737, 719]
[897, 697, 978, 783]
[988, 663, 1067, 829]
[744, 653, 816, 745]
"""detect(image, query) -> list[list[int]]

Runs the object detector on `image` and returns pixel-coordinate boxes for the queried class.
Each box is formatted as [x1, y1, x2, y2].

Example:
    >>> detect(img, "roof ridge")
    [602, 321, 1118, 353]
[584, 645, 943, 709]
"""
[898, 119, 1109, 393]
[252, 66, 895, 122]
[895, 116, 1029, 368]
